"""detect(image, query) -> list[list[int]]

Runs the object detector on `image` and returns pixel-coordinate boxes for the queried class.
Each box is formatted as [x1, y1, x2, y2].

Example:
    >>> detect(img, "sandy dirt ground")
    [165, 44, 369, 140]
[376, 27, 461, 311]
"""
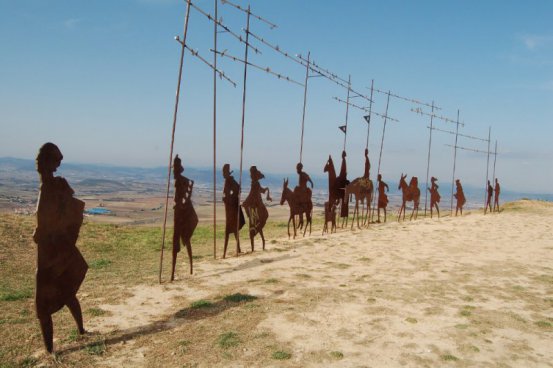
[75, 201, 553, 367]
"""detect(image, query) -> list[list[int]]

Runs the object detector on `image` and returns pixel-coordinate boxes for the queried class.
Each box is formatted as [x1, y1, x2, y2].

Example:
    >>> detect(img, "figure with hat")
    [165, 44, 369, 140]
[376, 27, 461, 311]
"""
[222, 164, 245, 258]
[33, 143, 88, 353]
[493, 178, 501, 213]
[336, 150, 350, 227]
[485, 180, 493, 214]
[428, 176, 441, 218]
[242, 166, 272, 251]
[454, 179, 466, 216]
[171, 154, 198, 280]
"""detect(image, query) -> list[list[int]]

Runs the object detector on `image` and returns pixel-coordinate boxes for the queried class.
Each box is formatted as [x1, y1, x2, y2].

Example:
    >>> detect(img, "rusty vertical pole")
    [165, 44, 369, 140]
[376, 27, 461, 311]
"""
[212, 0, 218, 258]
[492, 140, 498, 184]
[236, 5, 251, 255]
[423, 101, 435, 217]
[450, 109, 460, 216]
[159, 0, 192, 284]
[484, 126, 491, 214]
[365, 79, 374, 150]
[299, 51, 310, 163]
[343, 75, 351, 151]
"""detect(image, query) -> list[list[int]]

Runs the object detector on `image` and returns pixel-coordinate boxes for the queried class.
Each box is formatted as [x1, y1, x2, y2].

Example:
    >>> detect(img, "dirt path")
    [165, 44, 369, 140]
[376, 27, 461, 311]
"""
[82, 201, 553, 367]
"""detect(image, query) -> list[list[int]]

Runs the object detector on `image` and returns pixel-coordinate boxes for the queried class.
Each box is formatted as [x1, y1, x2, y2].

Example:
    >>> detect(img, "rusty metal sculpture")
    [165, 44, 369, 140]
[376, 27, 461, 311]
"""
[171, 155, 198, 280]
[376, 174, 389, 223]
[337, 150, 350, 227]
[493, 178, 501, 213]
[322, 201, 337, 234]
[222, 164, 244, 258]
[428, 176, 441, 218]
[324, 155, 339, 208]
[398, 174, 421, 221]
[33, 143, 88, 353]
[280, 176, 312, 239]
[242, 166, 271, 251]
[344, 149, 373, 229]
[293, 162, 314, 232]
[485, 180, 493, 214]
[454, 179, 466, 216]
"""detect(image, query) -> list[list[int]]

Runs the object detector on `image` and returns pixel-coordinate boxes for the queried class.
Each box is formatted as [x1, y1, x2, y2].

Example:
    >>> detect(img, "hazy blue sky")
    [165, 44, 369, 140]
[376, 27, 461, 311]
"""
[1, 0, 552, 193]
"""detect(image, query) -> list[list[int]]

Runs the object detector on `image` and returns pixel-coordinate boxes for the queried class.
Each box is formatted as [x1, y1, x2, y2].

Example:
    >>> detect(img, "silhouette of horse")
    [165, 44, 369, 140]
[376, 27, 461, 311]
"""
[322, 201, 337, 235]
[324, 155, 349, 226]
[397, 174, 420, 221]
[345, 177, 373, 229]
[280, 178, 312, 239]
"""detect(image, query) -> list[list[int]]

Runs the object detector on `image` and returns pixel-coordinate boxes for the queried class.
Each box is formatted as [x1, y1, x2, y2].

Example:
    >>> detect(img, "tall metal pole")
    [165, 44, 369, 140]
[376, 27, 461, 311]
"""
[492, 140, 498, 183]
[423, 101, 435, 217]
[450, 109, 460, 216]
[299, 51, 310, 163]
[365, 79, 374, 150]
[376, 91, 391, 178]
[343, 75, 351, 151]
[212, 0, 218, 258]
[484, 126, 491, 214]
[159, 0, 192, 284]
[370, 91, 391, 220]
[236, 6, 251, 254]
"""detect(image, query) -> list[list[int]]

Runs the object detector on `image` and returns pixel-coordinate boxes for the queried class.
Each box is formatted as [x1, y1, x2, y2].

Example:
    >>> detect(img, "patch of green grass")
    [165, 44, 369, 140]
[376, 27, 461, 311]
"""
[441, 354, 459, 361]
[460, 305, 475, 317]
[461, 295, 474, 302]
[272, 350, 291, 360]
[66, 329, 79, 343]
[223, 293, 257, 303]
[296, 273, 312, 279]
[469, 345, 480, 353]
[265, 278, 279, 284]
[85, 340, 106, 355]
[0, 289, 32, 302]
[217, 332, 239, 349]
[87, 307, 107, 317]
[330, 351, 344, 359]
[190, 300, 213, 309]
[367, 297, 376, 303]
[89, 259, 111, 269]
[20, 356, 38, 367]
[358, 257, 372, 262]
[534, 320, 552, 329]
[455, 324, 469, 329]
[405, 317, 418, 324]
[178, 340, 191, 353]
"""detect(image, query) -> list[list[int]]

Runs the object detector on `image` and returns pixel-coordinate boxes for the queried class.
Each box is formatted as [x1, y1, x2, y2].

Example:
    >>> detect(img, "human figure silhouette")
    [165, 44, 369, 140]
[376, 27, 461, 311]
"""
[428, 176, 441, 218]
[293, 162, 313, 228]
[222, 164, 245, 258]
[363, 148, 371, 179]
[494, 178, 501, 213]
[337, 150, 349, 226]
[33, 143, 88, 353]
[242, 166, 271, 251]
[485, 180, 493, 214]
[377, 174, 389, 223]
[171, 155, 198, 280]
[454, 179, 466, 216]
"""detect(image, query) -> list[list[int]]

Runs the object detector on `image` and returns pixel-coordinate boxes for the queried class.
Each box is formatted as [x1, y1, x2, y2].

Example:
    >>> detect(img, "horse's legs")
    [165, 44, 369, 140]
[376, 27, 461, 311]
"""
[223, 232, 229, 259]
[384, 207, 387, 222]
[171, 246, 178, 281]
[260, 229, 266, 250]
[287, 216, 292, 239]
[398, 203, 404, 222]
[292, 215, 297, 239]
[250, 230, 255, 252]
[436, 204, 440, 218]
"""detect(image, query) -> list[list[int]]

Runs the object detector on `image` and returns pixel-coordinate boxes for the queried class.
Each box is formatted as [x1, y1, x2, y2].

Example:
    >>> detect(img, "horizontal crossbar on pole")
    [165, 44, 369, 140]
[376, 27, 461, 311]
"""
[221, 0, 278, 29]
[190, 1, 262, 55]
[373, 88, 440, 110]
[429, 126, 488, 142]
[333, 96, 399, 122]
[211, 49, 304, 87]
[183, 44, 237, 87]
[412, 108, 463, 126]
[445, 144, 496, 155]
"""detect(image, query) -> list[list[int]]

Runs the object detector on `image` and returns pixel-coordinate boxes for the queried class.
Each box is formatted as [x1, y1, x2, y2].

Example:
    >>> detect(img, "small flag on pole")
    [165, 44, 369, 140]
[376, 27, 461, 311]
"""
[339, 125, 347, 133]
[363, 115, 370, 124]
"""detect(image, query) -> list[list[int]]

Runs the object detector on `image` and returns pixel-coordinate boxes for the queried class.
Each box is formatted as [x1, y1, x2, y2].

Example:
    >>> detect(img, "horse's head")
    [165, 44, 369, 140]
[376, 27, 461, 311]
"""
[398, 173, 407, 190]
[280, 178, 289, 205]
